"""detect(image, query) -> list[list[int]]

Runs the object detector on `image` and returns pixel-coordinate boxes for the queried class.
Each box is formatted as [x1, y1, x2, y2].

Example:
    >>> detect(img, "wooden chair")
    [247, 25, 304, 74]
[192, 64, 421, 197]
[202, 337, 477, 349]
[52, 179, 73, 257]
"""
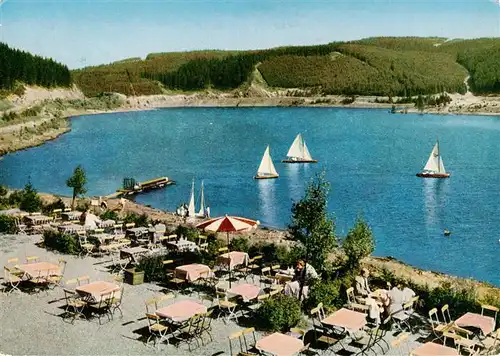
[145, 297, 158, 314]
[216, 290, 239, 324]
[481, 328, 500, 355]
[3, 267, 22, 294]
[259, 267, 273, 289]
[199, 309, 214, 344]
[6, 258, 23, 276]
[481, 305, 499, 321]
[25, 256, 40, 264]
[310, 305, 340, 351]
[162, 260, 175, 279]
[77, 275, 90, 286]
[64, 208, 71, 212]
[145, 313, 169, 349]
[77, 233, 95, 258]
[14, 219, 27, 234]
[241, 327, 257, 353]
[218, 246, 229, 255]
[288, 327, 307, 341]
[64, 278, 78, 290]
[62, 288, 87, 323]
[88, 291, 114, 325]
[46, 258, 67, 289]
[110, 286, 124, 319]
[125, 222, 135, 229]
[229, 330, 244, 356]
[155, 293, 174, 309]
[345, 287, 370, 313]
[429, 307, 452, 342]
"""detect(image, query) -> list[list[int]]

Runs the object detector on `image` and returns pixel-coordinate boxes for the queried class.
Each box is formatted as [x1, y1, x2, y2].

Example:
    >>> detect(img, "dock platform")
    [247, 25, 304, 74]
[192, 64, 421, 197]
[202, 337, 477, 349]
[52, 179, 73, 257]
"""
[105, 176, 175, 199]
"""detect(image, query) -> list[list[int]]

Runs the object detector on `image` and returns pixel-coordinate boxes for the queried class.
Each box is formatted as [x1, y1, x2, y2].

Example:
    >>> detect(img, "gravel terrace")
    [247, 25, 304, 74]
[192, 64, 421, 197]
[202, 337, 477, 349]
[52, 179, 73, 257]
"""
[0, 233, 425, 355]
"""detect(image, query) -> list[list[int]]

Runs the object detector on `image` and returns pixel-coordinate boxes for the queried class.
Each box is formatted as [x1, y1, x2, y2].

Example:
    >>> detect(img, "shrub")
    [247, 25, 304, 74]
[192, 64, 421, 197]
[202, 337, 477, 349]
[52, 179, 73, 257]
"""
[306, 278, 347, 313]
[0, 185, 8, 197]
[124, 212, 150, 227]
[100, 210, 119, 221]
[43, 230, 81, 254]
[76, 200, 91, 212]
[0, 215, 16, 233]
[7, 190, 24, 206]
[175, 225, 199, 242]
[137, 252, 169, 283]
[276, 243, 306, 269]
[257, 295, 302, 332]
[19, 182, 43, 213]
[342, 215, 375, 273]
[229, 237, 250, 252]
[42, 198, 66, 215]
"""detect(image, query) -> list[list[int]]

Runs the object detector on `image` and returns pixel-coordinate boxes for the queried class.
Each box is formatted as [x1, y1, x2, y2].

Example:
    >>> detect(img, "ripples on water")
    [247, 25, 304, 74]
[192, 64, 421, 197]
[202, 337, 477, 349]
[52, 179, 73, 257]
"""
[0, 107, 499, 285]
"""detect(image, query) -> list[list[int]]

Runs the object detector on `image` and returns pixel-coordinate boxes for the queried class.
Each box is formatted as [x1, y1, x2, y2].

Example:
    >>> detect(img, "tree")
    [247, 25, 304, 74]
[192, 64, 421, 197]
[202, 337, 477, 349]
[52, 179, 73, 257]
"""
[289, 171, 337, 274]
[19, 181, 42, 213]
[342, 215, 375, 272]
[415, 94, 425, 113]
[66, 165, 87, 209]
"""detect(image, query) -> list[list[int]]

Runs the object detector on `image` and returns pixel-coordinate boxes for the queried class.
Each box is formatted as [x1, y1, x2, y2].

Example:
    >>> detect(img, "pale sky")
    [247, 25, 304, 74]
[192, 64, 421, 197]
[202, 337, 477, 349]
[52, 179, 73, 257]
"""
[1, 0, 499, 69]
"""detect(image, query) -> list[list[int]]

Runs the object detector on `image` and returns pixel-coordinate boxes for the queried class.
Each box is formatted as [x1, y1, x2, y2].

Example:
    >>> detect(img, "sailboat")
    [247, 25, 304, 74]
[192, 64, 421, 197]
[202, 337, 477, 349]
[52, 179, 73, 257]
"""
[187, 179, 210, 218]
[195, 180, 209, 218]
[282, 133, 317, 163]
[416, 140, 450, 178]
[254, 145, 279, 179]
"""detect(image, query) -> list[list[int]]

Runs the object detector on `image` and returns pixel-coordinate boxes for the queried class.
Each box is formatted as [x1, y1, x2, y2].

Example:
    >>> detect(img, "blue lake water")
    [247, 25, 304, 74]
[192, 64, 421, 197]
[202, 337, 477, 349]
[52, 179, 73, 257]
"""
[1, 107, 499, 285]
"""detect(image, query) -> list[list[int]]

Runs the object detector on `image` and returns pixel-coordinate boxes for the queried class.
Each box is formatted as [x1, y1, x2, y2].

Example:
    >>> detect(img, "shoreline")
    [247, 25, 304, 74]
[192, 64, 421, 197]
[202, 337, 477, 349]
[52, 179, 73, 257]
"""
[1, 91, 499, 157]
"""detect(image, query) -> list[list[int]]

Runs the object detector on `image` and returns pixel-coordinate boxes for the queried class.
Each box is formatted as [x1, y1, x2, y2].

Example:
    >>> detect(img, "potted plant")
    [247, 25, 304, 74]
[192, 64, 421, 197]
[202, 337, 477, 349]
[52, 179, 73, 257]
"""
[124, 266, 145, 285]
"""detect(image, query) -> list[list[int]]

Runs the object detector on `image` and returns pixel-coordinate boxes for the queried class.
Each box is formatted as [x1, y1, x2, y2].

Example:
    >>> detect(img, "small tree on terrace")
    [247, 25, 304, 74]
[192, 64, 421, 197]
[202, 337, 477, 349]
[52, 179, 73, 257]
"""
[289, 171, 337, 274]
[19, 181, 42, 213]
[66, 165, 87, 210]
[342, 215, 375, 273]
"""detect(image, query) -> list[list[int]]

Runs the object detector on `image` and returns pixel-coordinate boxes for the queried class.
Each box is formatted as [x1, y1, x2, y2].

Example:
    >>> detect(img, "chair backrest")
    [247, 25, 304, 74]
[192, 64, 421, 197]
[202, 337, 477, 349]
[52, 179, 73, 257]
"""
[317, 302, 326, 319]
[31, 212, 41, 216]
[145, 298, 157, 313]
[52, 208, 63, 214]
[93, 228, 105, 234]
[346, 287, 355, 304]
[162, 259, 174, 266]
[26, 256, 39, 264]
[257, 294, 269, 301]
[125, 222, 135, 228]
[481, 304, 499, 320]
[310, 306, 323, 328]
[218, 247, 229, 254]
[65, 278, 78, 288]
[64, 208, 71, 212]
[77, 275, 90, 285]
[241, 327, 256, 351]
[229, 330, 244, 356]
[7, 257, 19, 265]
[441, 304, 452, 324]
[155, 293, 174, 308]
[271, 264, 280, 271]
[290, 327, 306, 340]
[261, 267, 271, 276]
[429, 307, 441, 326]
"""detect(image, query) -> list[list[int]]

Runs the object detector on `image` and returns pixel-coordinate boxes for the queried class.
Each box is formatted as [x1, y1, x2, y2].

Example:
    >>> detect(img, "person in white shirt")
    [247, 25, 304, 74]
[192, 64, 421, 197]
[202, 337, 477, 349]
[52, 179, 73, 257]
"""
[355, 268, 372, 298]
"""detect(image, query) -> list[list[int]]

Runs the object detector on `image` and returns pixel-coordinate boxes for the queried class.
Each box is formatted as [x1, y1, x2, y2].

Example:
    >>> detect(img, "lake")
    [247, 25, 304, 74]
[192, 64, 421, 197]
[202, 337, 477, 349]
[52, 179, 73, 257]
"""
[1, 107, 499, 285]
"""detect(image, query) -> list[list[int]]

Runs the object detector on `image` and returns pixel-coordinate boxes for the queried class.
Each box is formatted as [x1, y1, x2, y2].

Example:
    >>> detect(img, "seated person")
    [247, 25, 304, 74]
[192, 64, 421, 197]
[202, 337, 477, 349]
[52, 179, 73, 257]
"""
[355, 268, 372, 299]
[284, 259, 319, 300]
[387, 282, 415, 318]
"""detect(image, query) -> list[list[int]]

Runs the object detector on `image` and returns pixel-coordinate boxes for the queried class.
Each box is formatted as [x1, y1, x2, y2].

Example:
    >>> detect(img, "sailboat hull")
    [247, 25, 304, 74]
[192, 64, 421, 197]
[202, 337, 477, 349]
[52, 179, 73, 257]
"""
[416, 172, 450, 178]
[254, 174, 279, 179]
[282, 159, 318, 163]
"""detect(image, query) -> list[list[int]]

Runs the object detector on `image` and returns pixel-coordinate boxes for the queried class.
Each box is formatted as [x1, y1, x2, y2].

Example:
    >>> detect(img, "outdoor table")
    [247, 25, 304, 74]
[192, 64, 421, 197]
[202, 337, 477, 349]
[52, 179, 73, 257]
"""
[90, 233, 115, 244]
[75, 281, 120, 302]
[120, 246, 149, 263]
[256, 332, 304, 356]
[167, 239, 198, 252]
[275, 272, 294, 283]
[410, 342, 459, 356]
[322, 308, 367, 333]
[126, 227, 149, 236]
[227, 283, 261, 302]
[216, 251, 249, 270]
[58, 224, 85, 234]
[16, 262, 61, 279]
[455, 312, 496, 336]
[25, 215, 52, 225]
[156, 300, 207, 323]
[62, 211, 82, 221]
[174, 264, 211, 282]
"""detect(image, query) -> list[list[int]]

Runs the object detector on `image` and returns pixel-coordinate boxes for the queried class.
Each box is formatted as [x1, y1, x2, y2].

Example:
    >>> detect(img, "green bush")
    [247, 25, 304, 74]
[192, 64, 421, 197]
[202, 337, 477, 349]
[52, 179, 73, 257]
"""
[19, 182, 43, 213]
[0, 185, 8, 197]
[43, 230, 81, 254]
[0, 215, 16, 233]
[123, 212, 150, 227]
[342, 215, 375, 273]
[257, 295, 302, 332]
[76, 200, 91, 212]
[42, 199, 66, 215]
[229, 237, 250, 252]
[175, 225, 199, 242]
[137, 252, 169, 282]
[100, 210, 119, 221]
[306, 278, 347, 313]
[276, 243, 306, 268]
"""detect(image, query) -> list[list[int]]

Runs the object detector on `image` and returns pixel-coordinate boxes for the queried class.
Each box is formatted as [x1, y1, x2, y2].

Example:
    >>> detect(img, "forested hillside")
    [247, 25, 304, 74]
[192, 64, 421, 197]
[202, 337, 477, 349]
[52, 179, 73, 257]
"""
[72, 37, 500, 97]
[0, 42, 71, 91]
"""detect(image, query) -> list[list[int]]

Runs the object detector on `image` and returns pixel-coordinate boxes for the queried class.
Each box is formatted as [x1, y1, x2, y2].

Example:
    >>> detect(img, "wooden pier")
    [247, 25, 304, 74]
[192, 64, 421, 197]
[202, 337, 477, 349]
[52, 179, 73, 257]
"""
[105, 176, 175, 199]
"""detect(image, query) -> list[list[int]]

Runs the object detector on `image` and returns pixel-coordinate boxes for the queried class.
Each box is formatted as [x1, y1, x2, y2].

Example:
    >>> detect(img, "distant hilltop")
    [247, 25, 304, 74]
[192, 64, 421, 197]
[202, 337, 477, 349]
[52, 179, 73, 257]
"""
[71, 37, 500, 98]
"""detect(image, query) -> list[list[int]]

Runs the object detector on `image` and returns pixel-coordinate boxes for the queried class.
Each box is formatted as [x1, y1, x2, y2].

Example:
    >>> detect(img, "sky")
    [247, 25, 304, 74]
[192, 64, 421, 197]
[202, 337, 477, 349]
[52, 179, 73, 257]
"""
[0, 0, 499, 69]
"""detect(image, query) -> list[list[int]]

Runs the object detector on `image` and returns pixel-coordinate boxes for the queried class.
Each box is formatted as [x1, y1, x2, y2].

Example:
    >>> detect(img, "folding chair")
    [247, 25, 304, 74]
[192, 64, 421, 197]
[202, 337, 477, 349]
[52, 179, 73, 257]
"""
[429, 307, 452, 342]
[287, 327, 307, 341]
[217, 290, 239, 324]
[6, 258, 23, 276]
[62, 288, 87, 324]
[145, 313, 169, 349]
[481, 328, 500, 355]
[229, 330, 245, 356]
[310, 306, 340, 352]
[175, 314, 203, 351]
[3, 267, 22, 294]
[145, 297, 158, 314]
[218, 246, 229, 255]
[199, 310, 214, 344]
[162, 259, 175, 279]
[110, 285, 124, 319]
[481, 305, 499, 321]
[77, 232, 95, 258]
[241, 327, 257, 353]
[77, 275, 90, 286]
[392, 301, 413, 332]
[25, 255, 40, 264]
[14, 219, 27, 234]
[345, 286, 370, 313]
[259, 267, 273, 289]
[47, 258, 67, 289]
[88, 291, 114, 325]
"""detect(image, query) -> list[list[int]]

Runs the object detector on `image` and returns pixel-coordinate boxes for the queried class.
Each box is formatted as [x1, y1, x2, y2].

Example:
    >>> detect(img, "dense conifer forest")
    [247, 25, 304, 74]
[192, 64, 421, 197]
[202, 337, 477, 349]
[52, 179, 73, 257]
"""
[71, 37, 500, 97]
[0, 43, 71, 90]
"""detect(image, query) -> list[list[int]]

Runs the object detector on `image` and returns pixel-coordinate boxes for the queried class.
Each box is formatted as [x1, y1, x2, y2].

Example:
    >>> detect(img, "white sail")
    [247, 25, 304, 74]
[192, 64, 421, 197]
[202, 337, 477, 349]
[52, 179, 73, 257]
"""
[439, 157, 446, 173]
[188, 179, 196, 217]
[197, 180, 205, 217]
[286, 133, 314, 161]
[286, 134, 304, 158]
[257, 146, 279, 176]
[423, 142, 440, 172]
[302, 141, 313, 161]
